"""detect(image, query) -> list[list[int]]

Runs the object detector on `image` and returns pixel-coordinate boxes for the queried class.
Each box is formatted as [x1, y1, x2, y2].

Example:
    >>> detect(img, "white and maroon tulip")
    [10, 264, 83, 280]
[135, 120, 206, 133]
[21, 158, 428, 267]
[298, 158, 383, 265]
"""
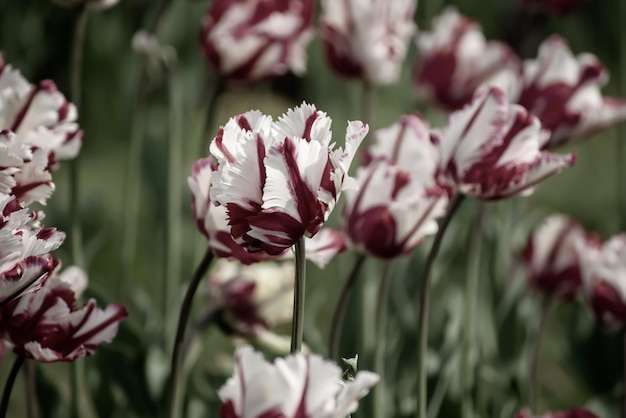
[0, 276, 127, 362]
[414, 7, 520, 110]
[200, 0, 315, 83]
[518, 35, 626, 149]
[0, 56, 82, 167]
[321, 0, 417, 85]
[209, 103, 367, 255]
[580, 234, 626, 328]
[209, 260, 294, 336]
[516, 407, 599, 418]
[522, 0, 590, 15]
[218, 345, 379, 418]
[0, 196, 64, 275]
[344, 160, 447, 259]
[436, 87, 575, 200]
[523, 215, 594, 300]
[189, 157, 347, 266]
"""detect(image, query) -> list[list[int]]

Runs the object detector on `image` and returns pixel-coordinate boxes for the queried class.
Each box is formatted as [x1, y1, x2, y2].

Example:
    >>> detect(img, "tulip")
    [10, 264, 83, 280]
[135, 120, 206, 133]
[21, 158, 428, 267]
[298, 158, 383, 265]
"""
[414, 7, 520, 110]
[218, 345, 379, 418]
[517, 35, 626, 148]
[320, 0, 417, 85]
[436, 87, 576, 200]
[523, 214, 594, 300]
[522, 0, 590, 15]
[209, 102, 367, 255]
[200, 0, 315, 83]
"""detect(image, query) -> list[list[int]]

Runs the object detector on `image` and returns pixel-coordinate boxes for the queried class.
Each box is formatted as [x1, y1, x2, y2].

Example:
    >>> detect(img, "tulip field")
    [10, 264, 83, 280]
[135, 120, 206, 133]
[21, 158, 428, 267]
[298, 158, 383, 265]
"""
[0, 0, 624, 417]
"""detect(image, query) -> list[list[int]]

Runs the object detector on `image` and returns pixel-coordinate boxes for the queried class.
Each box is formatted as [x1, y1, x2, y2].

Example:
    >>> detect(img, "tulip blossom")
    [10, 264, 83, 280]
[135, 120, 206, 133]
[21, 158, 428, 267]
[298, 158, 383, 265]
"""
[200, 0, 315, 83]
[344, 161, 447, 258]
[208, 260, 294, 336]
[414, 7, 520, 110]
[320, 0, 417, 85]
[516, 407, 599, 418]
[189, 157, 346, 267]
[580, 234, 626, 328]
[0, 56, 82, 168]
[345, 114, 447, 258]
[436, 87, 575, 200]
[518, 35, 626, 149]
[523, 215, 594, 300]
[0, 270, 127, 362]
[522, 0, 589, 15]
[209, 102, 367, 255]
[218, 345, 379, 418]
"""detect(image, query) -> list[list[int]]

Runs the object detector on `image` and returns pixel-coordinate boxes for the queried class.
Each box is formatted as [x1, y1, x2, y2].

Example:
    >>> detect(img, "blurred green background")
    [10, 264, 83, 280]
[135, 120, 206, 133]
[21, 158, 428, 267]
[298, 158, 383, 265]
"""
[0, 0, 624, 416]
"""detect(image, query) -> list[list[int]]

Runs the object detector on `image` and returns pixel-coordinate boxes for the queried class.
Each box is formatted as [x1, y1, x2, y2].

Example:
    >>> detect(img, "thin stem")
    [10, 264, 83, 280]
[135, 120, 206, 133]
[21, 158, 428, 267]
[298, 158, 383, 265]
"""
[0, 356, 25, 418]
[329, 254, 366, 360]
[168, 247, 214, 418]
[68, 7, 88, 418]
[530, 299, 551, 411]
[415, 195, 465, 418]
[163, 59, 183, 326]
[69, 5, 87, 269]
[374, 262, 394, 418]
[25, 361, 37, 418]
[200, 78, 226, 156]
[460, 202, 485, 418]
[117, 0, 177, 295]
[362, 82, 374, 126]
[618, 0, 626, 232]
[623, 328, 626, 418]
[182, 307, 221, 359]
[290, 238, 307, 353]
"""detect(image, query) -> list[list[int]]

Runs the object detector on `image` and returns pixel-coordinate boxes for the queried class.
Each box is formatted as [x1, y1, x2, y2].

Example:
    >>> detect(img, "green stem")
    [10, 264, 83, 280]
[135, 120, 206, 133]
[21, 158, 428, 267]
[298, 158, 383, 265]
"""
[460, 202, 485, 418]
[0, 356, 25, 418]
[199, 78, 226, 156]
[117, 0, 177, 296]
[290, 239, 307, 353]
[68, 7, 88, 418]
[374, 262, 394, 418]
[362, 82, 374, 126]
[618, 0, 626, 232]
[530, 298, 551, 411]
[25, 361, 37, 418]
[415, 195, 465, 418]
[163, 59, 183, 327]
[328, 254, 366, 360]
[168, 247, 214, 418]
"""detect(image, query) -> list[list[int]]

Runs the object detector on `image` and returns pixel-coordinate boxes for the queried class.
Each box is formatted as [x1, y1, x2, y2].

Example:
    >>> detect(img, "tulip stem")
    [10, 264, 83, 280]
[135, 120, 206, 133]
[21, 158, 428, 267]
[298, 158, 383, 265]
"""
[25, 360, 37, 418]
[168, 247, 214, 418]
[0, 355, 25, 418]
[200, 78, 226, 155]
[415, 195, 464, 418]
[118, 0, 176, 296]
[69, 7, 88, 418]
[374, 261, 394, 418]
[623, 327, 626, 418]
[163, 56, 183, 331]
[362, 82, 375, 126]
[329, 254, 366, 360]
[529, 298, 551, 411]
[290, 238, 307, 353]
[460, 202, 485, 418]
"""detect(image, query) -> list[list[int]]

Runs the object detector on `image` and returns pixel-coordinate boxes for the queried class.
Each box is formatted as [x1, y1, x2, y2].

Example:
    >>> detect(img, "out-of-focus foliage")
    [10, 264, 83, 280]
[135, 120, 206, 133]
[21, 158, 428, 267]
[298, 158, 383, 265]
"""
[0, 0, 623, 417]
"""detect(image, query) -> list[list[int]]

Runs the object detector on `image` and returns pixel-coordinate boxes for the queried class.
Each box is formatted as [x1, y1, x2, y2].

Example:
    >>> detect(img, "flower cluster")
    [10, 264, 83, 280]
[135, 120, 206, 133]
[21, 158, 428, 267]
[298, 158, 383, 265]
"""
[414, 9, 626, 149]
[218, 345, 379, 418]
[0, 56, 126, 362]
